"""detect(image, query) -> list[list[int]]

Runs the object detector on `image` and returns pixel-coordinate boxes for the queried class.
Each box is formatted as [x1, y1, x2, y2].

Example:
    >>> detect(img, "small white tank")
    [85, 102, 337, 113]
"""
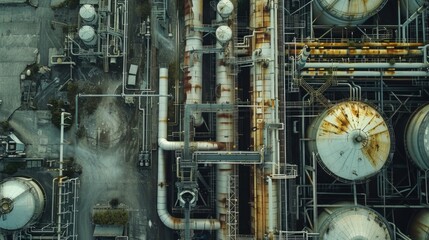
[79, 4, 97, 24]
[217, 0, 234, 18]
[216, 25, 232, 44]
[0, 177, 45, 231]
[405, 104, 429, 170]
[79, 25, 97, 46]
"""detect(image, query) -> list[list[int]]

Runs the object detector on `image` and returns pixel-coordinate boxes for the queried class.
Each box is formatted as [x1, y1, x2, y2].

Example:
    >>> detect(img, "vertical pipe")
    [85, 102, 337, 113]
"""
[157, 68, 221, 230]
[215, 6, 234, 238]
[312, 152, 318, 232]
[57, 112, 69, 240]
[184, 0, 204, 127]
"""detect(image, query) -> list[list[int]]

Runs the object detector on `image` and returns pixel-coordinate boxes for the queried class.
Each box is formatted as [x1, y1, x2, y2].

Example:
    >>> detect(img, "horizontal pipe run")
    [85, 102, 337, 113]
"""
[301, 70, 429, 77]
[289, 49, 423, 56]
[301, 62, 429, 69]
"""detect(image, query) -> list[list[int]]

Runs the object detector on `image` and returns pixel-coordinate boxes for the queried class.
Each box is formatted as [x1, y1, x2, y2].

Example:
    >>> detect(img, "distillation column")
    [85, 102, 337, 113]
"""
[184, 0, 204, 126]
[215, 4, 235, 239]
[249, 0, 279, 238]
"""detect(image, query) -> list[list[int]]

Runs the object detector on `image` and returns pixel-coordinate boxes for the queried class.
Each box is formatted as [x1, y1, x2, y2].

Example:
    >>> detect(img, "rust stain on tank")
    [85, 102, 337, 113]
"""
[221, 87, 231, 92]
[217, 113, 233, 118]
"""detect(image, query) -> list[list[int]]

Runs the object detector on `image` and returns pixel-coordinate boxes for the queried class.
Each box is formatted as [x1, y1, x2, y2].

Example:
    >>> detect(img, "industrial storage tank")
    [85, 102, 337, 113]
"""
[308, 101, 393, 182]
[405, 104, 429, 170]
[0, 177, 45, 231]
[215, 25, 232, 44]
[408, 209, 429, 239]
[312, 0, 388, 25]
[79, 25, 97, 46]
[318, 205, 392, 239]
[79, 4, 97, 24]
[217, 0, 234, 19]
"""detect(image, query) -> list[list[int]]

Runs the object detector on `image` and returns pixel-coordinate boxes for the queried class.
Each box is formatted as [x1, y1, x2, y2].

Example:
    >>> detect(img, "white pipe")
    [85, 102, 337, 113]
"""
[57, 112, 70, 240]
[158, 68, 223, 151]
[185, 0, 204, 127]
[302, 62, 429, 69]
[267, 177, 273, 233]
[157, 148, 220, 230]
[157, 67, 221, 230]
[301, 70, 429, 77]
[215, 8, 235, 239]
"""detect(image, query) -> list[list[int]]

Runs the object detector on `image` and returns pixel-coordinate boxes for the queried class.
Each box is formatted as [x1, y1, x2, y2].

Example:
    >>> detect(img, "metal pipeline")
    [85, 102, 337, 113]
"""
[184, 0, 204, 127]
[158, 68, 223, 151]
[157, 67, 221, 230]
[215, 9, 235, 239]
[296, 45, 311, 70]
[301, 70, 429, 77]
[302, 62, 429, 69]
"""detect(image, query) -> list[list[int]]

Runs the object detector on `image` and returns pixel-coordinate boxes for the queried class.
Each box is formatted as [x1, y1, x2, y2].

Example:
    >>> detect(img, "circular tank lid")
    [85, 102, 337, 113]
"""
[406, 104, 429, 169]
[319, 206, 392, 239]
[409, 209, 429, 239]
[216, 25, 233, 44]
[217, 0, 234, 18]
[79, 4, 96, 20]
[79, 25, 96, 41]
[313, 101, 392, 181]
[0, 179, 40, 230]
[315, 0, 387, 23]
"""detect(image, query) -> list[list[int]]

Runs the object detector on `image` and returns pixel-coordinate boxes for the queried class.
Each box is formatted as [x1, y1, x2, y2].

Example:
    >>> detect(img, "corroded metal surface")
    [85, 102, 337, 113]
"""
[289, 48, 423, 56]
[308, 101, 392, 181]
[409, 209, 429, 239]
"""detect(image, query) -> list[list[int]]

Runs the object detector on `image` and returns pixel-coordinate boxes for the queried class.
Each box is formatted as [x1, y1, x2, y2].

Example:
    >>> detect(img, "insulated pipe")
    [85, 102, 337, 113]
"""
[301, 70, 429, 77]
[302, 62, 429, 69]
[157, 67, 221, 230]
[215, 8, 235, 239]
[158, 68, 222, 151]
[296, 45, 311, 70]
[184, 0, 204, 127]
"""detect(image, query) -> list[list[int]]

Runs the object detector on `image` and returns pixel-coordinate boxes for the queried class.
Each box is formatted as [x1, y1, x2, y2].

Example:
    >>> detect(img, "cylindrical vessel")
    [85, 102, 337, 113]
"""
[79, 25, 97, 46]
[217, 0, 234, 19]
[308, 101, 393, 182]
[313, 0, 388, 25]
[0, 177, 45, 231]
[184, 0, 204, 127]
[409, 209, 429, 239]
[79, 4, 97, 24]
[318, 205, 392, 239]
[405, 104, 429, 170]
[216, 26, 233, 45]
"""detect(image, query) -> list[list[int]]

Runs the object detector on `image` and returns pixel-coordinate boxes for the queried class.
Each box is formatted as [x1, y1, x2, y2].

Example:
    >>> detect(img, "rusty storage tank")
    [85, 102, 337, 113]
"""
[405, 104, 429, 170]
[318, 204, 393, 239]
[313, 0, 388, 25]
[308, 101, 393, 182]
[409, 209, 429, 239]
[0, 177, 45, 231]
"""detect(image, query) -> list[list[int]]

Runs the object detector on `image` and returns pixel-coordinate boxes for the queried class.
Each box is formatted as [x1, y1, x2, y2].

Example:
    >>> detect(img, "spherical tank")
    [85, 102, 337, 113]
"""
[405, 104, 429, 170]
[216, 26, 232, 44]
[217, 0, 234, 18]
[318, 205, 392, 239]
[313, 0, 388, 25]
[79, 4, 97, 24]
[308, 101, 393, 182]
[0, 177, 45, 231]
[409, 209, 429, 239]
[79, 25, 97, 46]
[401, 0, 426, 16]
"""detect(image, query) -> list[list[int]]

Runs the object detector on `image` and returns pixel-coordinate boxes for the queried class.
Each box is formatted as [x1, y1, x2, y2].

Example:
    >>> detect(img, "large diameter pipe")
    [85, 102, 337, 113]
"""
[301, 70, 429, 77]
[215, 10, 235, 238]
[157, 148, 220, 230]
[158, 68, 223, 151]
[302, 62, 429, 69]
[157, 67, 221, 230]
[184, 0, 204, 127]
[296, 45, 311, 70]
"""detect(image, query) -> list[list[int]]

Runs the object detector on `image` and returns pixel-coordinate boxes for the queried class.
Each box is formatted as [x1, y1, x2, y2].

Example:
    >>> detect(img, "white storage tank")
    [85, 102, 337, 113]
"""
[216, 25, 233, 44]
[79, 25, 97, 46]
[313, 0, 388, 25]
[79, 4, 97, 24]
[217, 0, 234, 19]
[318, 205, 392, 239]
[409, 209, 429, 239]
[308, 101, 393, 182]
[0, 177, 45, 231]
[405, 104, 429, 170]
